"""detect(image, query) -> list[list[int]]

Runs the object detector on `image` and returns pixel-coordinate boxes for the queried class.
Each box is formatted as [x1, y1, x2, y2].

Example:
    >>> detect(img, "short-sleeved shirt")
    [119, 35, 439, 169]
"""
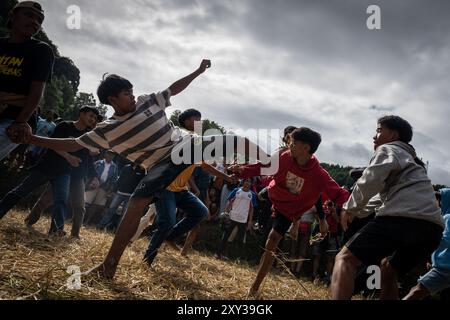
[0, 38, 54, 125]
[166, 164, 197, 192]
[228, 188, 257, 223]
[34, 121, 87, 176]
[76, 89, 184, 170]
[35, 117, 56, 137]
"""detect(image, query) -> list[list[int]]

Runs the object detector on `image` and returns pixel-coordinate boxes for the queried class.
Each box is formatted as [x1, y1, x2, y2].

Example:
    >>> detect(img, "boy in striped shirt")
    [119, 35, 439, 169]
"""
[16, 59, 267, 279]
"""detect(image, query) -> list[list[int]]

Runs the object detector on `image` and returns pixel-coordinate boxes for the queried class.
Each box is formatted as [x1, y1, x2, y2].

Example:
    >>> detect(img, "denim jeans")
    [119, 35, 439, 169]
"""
[97, 193, 130, 229]
[0, 171, 70, 233]
[143, 189, 208, 265]
[26, 176, 85, 236]
[0, 119, 18, 161]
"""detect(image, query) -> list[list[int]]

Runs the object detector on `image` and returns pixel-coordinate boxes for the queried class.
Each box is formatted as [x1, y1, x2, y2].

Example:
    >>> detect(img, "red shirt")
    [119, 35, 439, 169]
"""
[240, 150, 349, 221]
[323, 203, 339, 235]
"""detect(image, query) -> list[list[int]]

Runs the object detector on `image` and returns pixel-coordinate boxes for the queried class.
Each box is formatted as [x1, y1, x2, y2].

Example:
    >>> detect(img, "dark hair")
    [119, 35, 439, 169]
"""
[97, 114, 104, 122]
[283, 126, 296, 143]
[435, 191, 441, 203]
[349, 167, 366, 181]
[104, 150, 115, 159]
[97, 74, 133, 105]
[7, 2, 45, 29]
[240, 178, 253, 186]
[79, 105, 99, 116]
[378, 115, 413, 143]
[291, 127, 322, 154]
[178, 109, 201, 129]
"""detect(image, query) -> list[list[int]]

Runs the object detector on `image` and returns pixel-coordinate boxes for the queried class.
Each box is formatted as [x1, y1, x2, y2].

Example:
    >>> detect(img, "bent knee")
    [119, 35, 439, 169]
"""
[380, 258, 396, 274]
[267, 229, 283, 243]
[199, 206, 209, 219]
[335, 246, 361, 267]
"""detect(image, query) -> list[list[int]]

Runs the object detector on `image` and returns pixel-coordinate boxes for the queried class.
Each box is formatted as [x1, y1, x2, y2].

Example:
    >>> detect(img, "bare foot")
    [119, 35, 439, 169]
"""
[180, 248, 189, 257]
[85, 263, 117, 280]
[24, 211, 41, 226]
[248, 285, 260, 298]
[48, 229, 67, 238]
[70, 235, 84, 242]
[165, 240, 181, 252]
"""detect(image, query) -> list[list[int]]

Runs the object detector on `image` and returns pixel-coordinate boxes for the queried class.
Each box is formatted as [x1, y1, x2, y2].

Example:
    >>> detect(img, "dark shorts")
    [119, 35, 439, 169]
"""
[418, 267, 450, 294]
[291, 231, 311, 258]
[223, 220, 247, 244]
[272, 211, 293, 236]
[132, 157, 191, 199]
[312, 234, 339, 258]
[346, 216, 443, 276]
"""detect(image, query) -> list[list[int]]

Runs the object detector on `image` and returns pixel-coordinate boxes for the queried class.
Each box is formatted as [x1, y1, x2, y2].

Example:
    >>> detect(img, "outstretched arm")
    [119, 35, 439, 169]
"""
[29, 135, 84, 152]
[247, 206, 254, 231]
[200, 162, 238, 184]
[169, 59, 211, 96]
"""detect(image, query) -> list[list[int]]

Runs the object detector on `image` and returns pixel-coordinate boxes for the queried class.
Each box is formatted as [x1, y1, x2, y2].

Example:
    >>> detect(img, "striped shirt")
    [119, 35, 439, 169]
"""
[76, 89, 184, 170]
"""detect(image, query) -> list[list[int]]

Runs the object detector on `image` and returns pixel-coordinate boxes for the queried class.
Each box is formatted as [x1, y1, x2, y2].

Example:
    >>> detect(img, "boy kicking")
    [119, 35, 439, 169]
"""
[11, 59, 268, 279]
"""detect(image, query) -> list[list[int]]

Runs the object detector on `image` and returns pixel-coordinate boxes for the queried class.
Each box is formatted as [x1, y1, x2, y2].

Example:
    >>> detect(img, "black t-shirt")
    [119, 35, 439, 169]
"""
[71, 145, 96, 181]
[0, 37, 54, 126]
[34, 122, 87, 177]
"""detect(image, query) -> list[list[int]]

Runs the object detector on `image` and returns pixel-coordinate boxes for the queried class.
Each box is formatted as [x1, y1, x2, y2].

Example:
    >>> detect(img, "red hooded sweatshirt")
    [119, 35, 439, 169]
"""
[239, 150, 349, 221]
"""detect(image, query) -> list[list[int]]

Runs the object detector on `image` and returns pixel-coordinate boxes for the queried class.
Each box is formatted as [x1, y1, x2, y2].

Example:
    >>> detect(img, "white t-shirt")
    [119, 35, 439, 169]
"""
[229, 189, 254, 223]
[100, 162, 111, 184]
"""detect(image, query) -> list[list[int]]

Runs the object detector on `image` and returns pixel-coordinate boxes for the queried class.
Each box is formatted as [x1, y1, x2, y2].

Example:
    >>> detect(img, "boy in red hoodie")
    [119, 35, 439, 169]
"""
[230, 127, 349, 296]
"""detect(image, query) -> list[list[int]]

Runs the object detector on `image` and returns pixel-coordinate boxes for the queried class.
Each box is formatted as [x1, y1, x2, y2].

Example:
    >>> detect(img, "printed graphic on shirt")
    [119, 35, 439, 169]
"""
[285, 171, 304, 195]
[0, 55, 24, 77]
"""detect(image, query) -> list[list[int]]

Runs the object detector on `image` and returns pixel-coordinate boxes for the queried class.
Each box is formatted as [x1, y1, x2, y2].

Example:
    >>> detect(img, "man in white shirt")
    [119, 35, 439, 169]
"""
[85, 151, 118, 224]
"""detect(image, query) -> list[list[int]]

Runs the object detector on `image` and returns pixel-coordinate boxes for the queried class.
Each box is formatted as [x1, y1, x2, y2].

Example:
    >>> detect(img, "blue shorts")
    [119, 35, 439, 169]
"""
[418, 267, 450, 294]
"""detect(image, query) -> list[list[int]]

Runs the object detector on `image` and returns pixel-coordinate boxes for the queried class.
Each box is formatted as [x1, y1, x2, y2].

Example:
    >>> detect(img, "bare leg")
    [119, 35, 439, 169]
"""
[326, 258, 335, 280]
[403, 283, 431, 300]
[380, 258, 399, 300]
[248, 228, 282, 296]
[313, 254, 321, 279]
[25, 185, 52, 226]
[295, 259, 305, 274]
[89, 196, 152, 279]
[289, 239, 297, 273]
[181, 224, 201, 256]
[330, 246, 361, 299]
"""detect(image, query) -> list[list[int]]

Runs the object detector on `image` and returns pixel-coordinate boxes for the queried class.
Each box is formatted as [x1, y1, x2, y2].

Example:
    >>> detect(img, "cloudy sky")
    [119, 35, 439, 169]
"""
[38, 0, 450, 184]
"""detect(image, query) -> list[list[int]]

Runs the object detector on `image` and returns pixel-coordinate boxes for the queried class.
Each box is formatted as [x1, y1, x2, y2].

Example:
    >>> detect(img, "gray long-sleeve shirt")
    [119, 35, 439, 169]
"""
[343, 141, 444, 228]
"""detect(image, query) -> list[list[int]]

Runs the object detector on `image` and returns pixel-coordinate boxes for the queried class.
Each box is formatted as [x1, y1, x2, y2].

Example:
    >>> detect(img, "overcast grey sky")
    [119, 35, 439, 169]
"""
[38, 0, 450, 184]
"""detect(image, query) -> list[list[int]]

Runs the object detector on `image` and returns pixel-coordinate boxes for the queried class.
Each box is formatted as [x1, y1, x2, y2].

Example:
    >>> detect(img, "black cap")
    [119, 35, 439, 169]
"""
[6, 1, 45, 29]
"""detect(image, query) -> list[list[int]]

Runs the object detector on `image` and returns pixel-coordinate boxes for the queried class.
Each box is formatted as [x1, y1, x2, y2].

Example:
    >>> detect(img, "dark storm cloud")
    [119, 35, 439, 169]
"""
[369, 105, 395, 112]
[37, 0, 450, 184]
